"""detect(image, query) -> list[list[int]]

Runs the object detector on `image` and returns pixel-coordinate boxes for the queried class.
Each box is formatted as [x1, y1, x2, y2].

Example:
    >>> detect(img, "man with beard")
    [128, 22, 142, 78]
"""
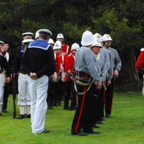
[101, 34, 121, 118]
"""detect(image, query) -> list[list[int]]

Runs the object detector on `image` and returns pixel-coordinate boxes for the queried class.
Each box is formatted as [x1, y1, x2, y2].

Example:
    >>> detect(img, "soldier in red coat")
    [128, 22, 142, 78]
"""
[56, 46, 67, 106]
[135, 48, 144, 124]
[135, 48, 144, 74]
[47, 41, 60, 109]
[64, 43, 80, 110]
[56, 33, 70, 55]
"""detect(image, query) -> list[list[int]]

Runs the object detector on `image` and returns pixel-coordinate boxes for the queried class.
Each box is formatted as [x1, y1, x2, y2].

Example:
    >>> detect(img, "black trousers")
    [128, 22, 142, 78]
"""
[3, 83, 10, 110]
[64, 81, 73, 107]
[105, 77, 116, 115]
[71, 84, 93, 134]
[47, 78, 54, 107]
[91, 84, 101, 124]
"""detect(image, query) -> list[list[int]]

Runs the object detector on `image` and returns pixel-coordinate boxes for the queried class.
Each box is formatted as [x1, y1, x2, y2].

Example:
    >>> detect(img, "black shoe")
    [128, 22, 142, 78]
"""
[64, 107, 70, 110]
[142, 122, 144, 124]
[101, 117, 105, 121]
[16, 114, 25, 119]
[92, 124, 100, 128]
[77, 132, 88, 136]
[48, 106, 53, 109]
[88, 130, 100, 134]
[0, 113, 2, 116]
[26, 114, 31, 118]
[2, 109, 8, 113]
[106, 114, 111, 118]
[41, 130, 50, 133]
[97, 120, 104, 124]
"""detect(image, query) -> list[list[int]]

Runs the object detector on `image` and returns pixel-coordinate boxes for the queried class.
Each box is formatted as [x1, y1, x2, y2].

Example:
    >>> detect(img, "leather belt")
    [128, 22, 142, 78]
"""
[19, 70, 26, 74]
[75, 76, 91, 83]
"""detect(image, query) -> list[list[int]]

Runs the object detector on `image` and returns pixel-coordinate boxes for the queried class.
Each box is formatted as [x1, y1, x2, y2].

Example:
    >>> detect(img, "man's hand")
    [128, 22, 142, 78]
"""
[6, 77, 11, 83]
[114, 71, 119, 77]
[30, 73, 37, 80]
[57, 76, 60, 82]
[107, 80, 111, 86]
[97, 82, 102, 90]
[94, 81, 98, 86]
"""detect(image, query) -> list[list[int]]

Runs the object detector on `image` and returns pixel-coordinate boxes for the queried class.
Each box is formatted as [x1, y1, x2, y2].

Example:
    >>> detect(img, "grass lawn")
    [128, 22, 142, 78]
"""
[0, 85, 144, 144]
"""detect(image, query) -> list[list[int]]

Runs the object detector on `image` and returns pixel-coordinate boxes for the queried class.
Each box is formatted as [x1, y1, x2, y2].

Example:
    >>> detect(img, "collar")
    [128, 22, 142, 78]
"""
[28, 40, 50, 51]
[0, 50, 6, 55]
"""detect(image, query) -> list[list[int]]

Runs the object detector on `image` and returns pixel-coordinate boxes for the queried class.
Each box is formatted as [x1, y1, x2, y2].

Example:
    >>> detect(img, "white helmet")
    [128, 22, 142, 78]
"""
[102, 34, 112, 42]
[48, 38, 54, 44]
[35, 31, 39, 39]
[53, 41, 62, 50]
[71, 43, 80, 51]
[92, 39, 102, 48]
[57, 33, 64, 39]
[93, 33, 102, 39]
[81, 30, 94, 46]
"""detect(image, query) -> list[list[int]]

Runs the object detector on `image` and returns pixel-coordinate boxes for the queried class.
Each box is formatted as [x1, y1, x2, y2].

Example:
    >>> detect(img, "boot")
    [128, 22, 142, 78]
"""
[0, 105, 2, 116]
[17, 106, 25, 119]
[26, 105, 31, 118]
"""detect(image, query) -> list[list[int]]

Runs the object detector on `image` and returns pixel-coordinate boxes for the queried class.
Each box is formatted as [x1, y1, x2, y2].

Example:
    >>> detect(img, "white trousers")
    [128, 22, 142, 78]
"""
[18, 73, 31, 106]
[0, 74, 4, 105]
[29, 75, 48, 134]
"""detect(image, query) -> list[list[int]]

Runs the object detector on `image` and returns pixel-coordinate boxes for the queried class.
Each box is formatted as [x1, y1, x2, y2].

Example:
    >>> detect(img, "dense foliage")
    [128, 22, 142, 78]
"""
[0, 0, 144, 83]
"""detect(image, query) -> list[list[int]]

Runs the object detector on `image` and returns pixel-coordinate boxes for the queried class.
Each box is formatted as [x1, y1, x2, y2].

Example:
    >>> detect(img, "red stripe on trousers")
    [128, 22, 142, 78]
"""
[75, 73, 88, 133]
[103, 81, 106, 104]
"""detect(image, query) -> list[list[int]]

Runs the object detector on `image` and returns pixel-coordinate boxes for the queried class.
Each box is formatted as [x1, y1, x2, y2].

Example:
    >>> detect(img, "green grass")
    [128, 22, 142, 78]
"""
[1, 87, 144, 144]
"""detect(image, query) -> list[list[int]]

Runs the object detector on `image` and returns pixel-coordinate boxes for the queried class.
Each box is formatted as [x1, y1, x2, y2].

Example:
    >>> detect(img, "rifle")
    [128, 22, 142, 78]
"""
[12, 68, 16, 119]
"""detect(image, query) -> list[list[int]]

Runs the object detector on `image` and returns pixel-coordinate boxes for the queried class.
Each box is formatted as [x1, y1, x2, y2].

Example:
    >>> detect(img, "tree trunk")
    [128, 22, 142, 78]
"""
[117, 47, 141, 85]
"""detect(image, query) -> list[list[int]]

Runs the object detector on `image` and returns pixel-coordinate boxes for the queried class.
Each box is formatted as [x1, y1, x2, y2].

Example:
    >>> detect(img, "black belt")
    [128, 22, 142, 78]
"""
[75, 71, 91, 78]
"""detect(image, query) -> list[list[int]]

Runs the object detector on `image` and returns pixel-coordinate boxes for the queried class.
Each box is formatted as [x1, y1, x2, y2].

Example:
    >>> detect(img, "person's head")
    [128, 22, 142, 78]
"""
[101, 34, 112, 48]
[81, 30, 94, 49]
[91, 39, 102, 55]
[22, 32, 33, 40]
[1, 41, 9, 52]
[22, 39, 34, 50]
[0, 41, 4, 50]
[48, 38, 54, 48]
[57, 33, 64, 45]
[71, 43, 80, 54]
[53, 41, 62, 55]
[38, 29, 52, 41]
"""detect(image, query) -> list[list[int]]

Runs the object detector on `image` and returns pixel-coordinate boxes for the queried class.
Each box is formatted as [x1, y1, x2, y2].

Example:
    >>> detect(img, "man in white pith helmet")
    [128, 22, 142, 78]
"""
[71, 30, 101, 136]
[64, 43, 80, 110]
[56, 33, 70, 55]
[101, 34, 121, 118]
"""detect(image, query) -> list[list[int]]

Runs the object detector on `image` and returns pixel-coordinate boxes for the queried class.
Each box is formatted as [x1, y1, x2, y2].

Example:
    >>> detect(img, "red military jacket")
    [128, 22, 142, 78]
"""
[54, 52, 59, 74]
[64, 52, 75, 81]
[62, 44, 70, 55]
[135, 48, 144, 74]
[57, 53, 67, 80]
